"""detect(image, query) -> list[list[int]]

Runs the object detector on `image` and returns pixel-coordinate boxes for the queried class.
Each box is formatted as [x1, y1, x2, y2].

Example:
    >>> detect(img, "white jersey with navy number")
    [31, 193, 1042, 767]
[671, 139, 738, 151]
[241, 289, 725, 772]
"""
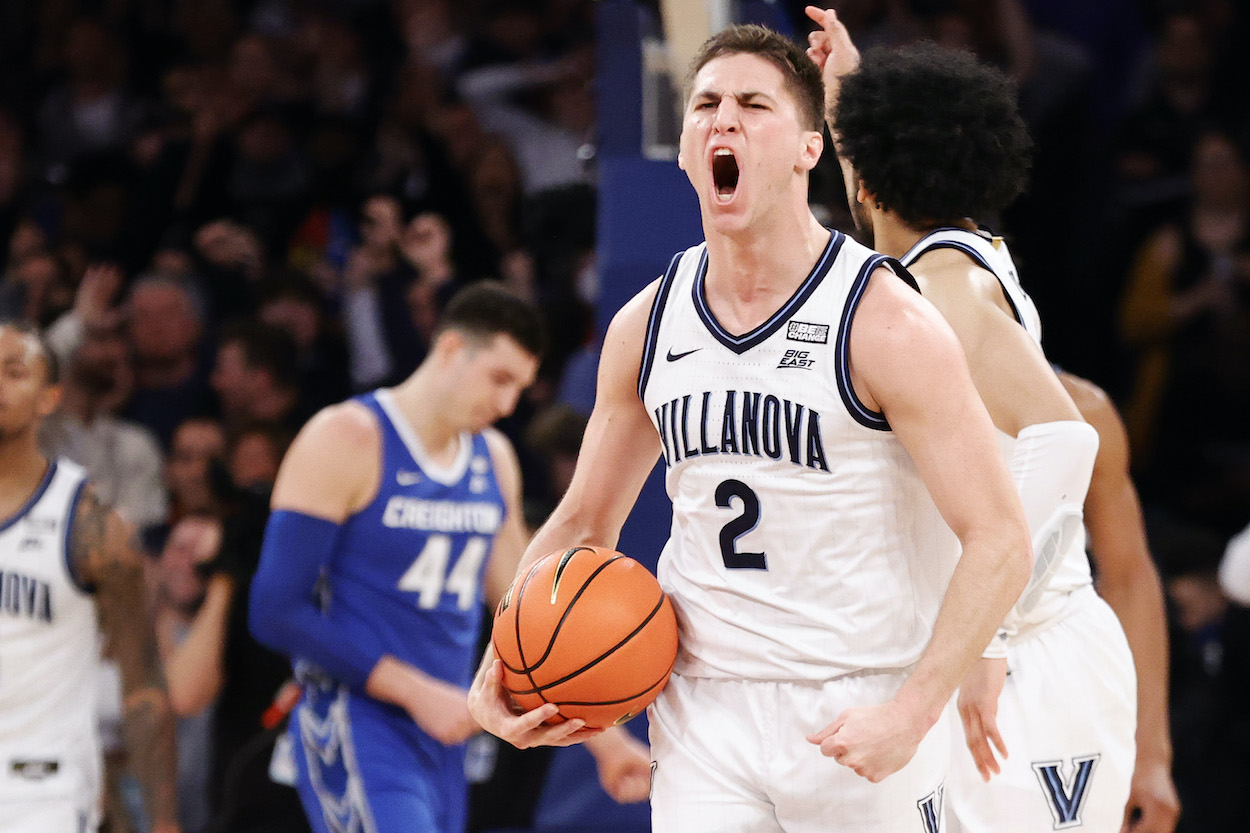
[638, 231, 959, 681]
[0, 459, 101, 814]
[900, 226, 1042, 343]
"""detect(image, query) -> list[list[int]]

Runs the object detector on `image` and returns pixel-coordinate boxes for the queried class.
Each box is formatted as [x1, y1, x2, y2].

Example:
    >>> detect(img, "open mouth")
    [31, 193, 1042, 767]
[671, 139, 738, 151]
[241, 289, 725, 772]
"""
[712, 148, 739, 200]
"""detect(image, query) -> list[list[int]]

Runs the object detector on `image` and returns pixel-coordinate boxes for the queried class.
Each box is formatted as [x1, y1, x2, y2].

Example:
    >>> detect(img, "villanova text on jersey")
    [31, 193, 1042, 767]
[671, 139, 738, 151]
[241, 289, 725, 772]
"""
[0, 570, 54, 622]
[652, 390, 828, 472]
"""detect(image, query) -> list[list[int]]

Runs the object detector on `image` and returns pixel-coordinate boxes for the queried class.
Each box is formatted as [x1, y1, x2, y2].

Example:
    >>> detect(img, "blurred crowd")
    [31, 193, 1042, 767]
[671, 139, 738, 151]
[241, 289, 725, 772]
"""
[1, 0, 1248, 831]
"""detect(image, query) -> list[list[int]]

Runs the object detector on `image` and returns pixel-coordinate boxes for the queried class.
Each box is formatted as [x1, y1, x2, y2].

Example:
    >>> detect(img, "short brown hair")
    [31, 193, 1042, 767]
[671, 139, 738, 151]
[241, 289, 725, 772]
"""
[686, 24, 825, 132]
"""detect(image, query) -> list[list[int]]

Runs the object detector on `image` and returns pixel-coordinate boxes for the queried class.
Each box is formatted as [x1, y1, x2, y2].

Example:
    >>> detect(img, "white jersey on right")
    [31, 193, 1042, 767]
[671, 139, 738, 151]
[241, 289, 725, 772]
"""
[0, 459, 101, 815]
[903, 227, 1095, 633]
[638, 230, 957, 681]
[900, 226, 1042, 343]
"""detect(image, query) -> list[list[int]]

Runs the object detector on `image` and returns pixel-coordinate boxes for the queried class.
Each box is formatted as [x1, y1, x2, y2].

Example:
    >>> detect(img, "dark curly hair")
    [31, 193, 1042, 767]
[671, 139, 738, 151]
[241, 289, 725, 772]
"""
[687, 24, 825, 132]
[833, 42, 1032, 226]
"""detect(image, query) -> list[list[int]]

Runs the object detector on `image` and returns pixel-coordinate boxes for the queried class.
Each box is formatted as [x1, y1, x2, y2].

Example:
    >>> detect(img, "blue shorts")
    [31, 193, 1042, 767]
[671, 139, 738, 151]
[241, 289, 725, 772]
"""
[290, 683, 468, 833]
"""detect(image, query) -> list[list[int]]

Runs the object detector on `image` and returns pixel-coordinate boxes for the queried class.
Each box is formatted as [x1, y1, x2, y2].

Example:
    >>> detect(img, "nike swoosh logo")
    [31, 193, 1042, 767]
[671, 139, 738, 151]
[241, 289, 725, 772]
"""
[396, 471, 421, 486]
[666, 347, 702, 362]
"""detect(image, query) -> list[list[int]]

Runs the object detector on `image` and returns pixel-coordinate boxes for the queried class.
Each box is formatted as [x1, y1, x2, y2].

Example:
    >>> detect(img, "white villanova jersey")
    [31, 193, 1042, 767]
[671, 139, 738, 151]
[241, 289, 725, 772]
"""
[0, 459, 101, 810]
[902, 226, 1094, 631]
[639, 230, 957, 681]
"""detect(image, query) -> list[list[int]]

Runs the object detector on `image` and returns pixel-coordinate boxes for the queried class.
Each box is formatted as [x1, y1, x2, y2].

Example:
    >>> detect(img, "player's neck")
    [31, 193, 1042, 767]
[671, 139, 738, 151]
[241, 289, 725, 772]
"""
[0, 441, 51, 515]
[388, 374, 463, 466]
[872, 217, 975, 259]
[705, 212, 829, 298]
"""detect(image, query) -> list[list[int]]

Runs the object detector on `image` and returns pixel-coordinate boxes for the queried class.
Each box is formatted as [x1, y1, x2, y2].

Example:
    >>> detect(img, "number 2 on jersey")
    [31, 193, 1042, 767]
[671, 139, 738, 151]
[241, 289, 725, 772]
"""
[397, 535, 488, 609]
[715, 479, 766, 570]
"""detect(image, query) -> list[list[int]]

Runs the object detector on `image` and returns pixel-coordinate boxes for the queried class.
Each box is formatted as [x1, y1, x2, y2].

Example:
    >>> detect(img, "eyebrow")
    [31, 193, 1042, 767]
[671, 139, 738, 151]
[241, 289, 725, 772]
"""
[692, 89, 776, 105]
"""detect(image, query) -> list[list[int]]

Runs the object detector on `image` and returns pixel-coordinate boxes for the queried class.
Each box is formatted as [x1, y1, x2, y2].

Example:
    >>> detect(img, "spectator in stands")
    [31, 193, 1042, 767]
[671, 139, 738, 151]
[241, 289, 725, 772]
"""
[210, 321, 305, 435]
[166, 416, 228, 520]
[42, 313, 169, 534]
[1119, 129, 1250, 533]
[257, 275, 351, 414]
[123, 273, 214, 446]
[154, 512, 227, 833]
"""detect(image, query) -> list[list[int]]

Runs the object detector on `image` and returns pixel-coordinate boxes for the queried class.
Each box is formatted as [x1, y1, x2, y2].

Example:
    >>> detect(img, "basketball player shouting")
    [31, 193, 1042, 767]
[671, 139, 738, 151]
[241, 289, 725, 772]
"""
[250, 284, 557, 833]
[470, 24, 1032, 832]
[0, 320, 179, 833]
[808, 8, 1179, 832]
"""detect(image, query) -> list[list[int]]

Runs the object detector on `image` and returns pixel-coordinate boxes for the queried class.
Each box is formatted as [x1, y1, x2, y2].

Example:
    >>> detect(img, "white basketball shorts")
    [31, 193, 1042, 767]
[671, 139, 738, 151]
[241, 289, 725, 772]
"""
[947, 585, 1137, 833]
[650, 670, 951, 833]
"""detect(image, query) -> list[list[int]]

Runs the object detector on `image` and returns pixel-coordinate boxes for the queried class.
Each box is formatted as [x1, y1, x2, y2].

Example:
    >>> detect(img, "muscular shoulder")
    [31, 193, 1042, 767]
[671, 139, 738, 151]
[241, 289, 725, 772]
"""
[850, 266, 965, 410]
[298, 400, 379, 450]
[604, 280, 662, 350]
[1058, 372, 1128, 461]
[1058, 373, 1125, 442]
[597, 279, 663, 395]
[271, 400, 381, 519]
[910, 247, 1016, 323]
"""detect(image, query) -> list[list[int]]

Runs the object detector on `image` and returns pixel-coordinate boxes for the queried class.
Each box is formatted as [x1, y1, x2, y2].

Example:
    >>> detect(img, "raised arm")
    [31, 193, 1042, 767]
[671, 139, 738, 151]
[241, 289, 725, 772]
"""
[1060, 372, 1180, 833]
[808, 268, 1031, 782]
[74, 487, 180, 833]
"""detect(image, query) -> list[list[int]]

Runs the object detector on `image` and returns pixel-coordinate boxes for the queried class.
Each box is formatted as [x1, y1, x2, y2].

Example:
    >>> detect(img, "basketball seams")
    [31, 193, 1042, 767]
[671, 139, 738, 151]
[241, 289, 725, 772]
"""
[505, 552, 627, 675]
[507, 591, 668, 694]
[492, 546, 679, 728]
[505, 556, 552, 703]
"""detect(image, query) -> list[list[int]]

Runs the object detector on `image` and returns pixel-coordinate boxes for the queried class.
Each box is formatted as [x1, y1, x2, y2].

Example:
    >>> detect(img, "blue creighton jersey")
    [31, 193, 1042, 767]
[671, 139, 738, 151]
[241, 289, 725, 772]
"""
[329, 389, 504, 689]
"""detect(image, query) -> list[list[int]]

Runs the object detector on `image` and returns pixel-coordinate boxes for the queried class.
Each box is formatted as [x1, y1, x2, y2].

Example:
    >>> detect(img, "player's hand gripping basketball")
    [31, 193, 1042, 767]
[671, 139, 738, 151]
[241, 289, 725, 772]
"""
[806, 698, 930, 783]
[468, 654, 602, 748]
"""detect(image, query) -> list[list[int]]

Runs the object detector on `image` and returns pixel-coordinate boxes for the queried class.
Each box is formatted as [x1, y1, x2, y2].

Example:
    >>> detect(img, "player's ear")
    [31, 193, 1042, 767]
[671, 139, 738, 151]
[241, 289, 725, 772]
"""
[433, 328, 467, 362]
[37, 383, 62, 418]
[856, 180, 873, 205]
[797, 130, 823, 172]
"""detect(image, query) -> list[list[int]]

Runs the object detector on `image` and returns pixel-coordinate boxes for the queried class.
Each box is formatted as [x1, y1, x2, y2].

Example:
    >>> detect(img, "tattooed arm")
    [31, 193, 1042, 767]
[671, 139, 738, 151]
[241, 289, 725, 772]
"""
[72, 486, 181, 833]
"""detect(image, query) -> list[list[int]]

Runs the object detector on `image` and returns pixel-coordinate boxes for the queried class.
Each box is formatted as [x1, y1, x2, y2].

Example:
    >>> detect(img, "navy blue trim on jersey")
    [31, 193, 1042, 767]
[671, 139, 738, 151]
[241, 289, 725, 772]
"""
[692, 230, 844, 355]
[637, 252, 684, 402]
[0, 459, 58, 534]
[835, 254, 891, 431]
[905, 236, 1026, 328]
[63, 476, 94, 595]
[884, 257, 921, 293]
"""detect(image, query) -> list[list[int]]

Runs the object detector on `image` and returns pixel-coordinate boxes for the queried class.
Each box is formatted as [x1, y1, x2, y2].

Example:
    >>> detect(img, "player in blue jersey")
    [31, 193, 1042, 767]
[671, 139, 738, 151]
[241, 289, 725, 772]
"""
[249, 283, 545, 833]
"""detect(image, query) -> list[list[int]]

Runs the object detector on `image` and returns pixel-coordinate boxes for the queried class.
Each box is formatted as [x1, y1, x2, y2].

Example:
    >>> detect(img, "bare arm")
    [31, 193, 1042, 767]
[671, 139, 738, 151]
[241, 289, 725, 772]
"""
[164, 575, 233, 717]
[1060, 372, 1179, 833]
[482, 427, 530, 611]
[74, 487, 180, 833]
[809, 269, 1031, 782]
[520, 289, 663, 567]
[910, 250, 1080, 433]
[469, 284, 662, 755]
[252, 403, 479, 745]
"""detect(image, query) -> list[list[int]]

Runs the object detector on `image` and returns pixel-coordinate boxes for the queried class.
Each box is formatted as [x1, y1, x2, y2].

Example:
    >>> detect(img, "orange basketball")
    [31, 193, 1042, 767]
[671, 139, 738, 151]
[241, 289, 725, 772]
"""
[491, 545, 678, 729]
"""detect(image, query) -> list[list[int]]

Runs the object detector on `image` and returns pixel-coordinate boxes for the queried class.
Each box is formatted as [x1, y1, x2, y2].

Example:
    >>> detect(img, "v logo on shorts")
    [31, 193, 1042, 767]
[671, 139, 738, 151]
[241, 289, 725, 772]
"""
[916, 784, 943, 833]
[1032, 754, 1099, 829]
